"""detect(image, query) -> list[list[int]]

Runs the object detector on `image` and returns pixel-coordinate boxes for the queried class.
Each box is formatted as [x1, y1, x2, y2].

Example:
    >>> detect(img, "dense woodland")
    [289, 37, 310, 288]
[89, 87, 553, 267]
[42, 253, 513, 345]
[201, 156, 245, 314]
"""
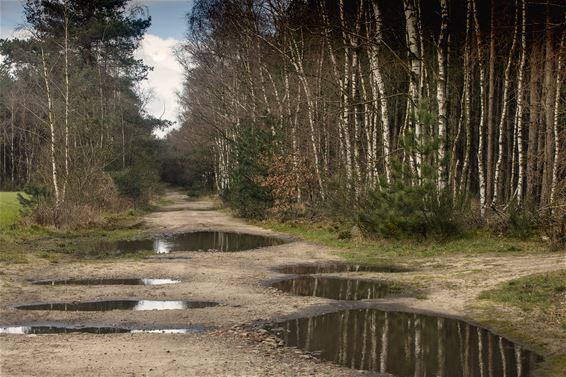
[170, 0, 566, 242]
[1, 0, 565, 241]
[0, 0, 165, 227]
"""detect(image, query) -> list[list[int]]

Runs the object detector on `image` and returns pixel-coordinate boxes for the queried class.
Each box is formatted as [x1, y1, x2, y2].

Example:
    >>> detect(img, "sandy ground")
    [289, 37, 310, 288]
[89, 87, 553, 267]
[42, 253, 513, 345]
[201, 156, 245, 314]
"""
[1, 189, 564, 376]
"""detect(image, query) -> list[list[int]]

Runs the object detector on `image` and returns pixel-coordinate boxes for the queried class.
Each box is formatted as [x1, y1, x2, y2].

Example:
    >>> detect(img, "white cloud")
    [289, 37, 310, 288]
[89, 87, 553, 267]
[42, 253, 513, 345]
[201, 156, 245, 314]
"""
[134, 34, 183, 137]
[0, 27, 31, 40]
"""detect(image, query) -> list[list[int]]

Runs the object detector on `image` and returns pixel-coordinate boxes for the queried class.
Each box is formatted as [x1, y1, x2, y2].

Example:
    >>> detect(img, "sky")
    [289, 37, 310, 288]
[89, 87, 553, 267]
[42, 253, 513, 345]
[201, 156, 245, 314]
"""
[0, 0, 192, 137]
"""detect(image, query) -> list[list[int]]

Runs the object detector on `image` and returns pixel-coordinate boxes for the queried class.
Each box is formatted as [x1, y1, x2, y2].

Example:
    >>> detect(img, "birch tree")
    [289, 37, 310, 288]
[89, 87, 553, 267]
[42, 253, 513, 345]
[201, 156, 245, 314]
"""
[172, 0, 566, 225]
[492, 0, 519, 205]
[436, 0, 449, 189]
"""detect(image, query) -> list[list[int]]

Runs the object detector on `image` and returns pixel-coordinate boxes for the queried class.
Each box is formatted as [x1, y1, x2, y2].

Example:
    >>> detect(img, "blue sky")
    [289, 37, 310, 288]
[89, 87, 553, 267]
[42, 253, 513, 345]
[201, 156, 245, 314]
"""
[0, 0, 192, 45]
[0, 0, 193, 135]
[137, 0, 191, 40]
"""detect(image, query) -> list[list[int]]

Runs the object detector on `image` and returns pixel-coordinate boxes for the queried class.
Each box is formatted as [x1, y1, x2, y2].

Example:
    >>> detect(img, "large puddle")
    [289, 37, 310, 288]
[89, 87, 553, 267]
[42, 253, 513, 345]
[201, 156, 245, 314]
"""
[14, 300, 219, 311]
[31, 278, 180, 286]
[268, 309, 542, 377]
[94, 231, 284, 254]
[270, 276, 408, 300]
[275, 262, 413, 274]
[0, 325, 208, 334]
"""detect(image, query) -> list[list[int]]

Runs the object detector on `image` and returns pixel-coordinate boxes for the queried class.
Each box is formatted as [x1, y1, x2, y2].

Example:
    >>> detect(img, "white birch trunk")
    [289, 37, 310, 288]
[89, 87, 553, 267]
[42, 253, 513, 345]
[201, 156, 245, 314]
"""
[290, 38, 325, 199]
[515, 0, 527, 202]
[264, 67, 282, 125]
[293, 84, 302, 203]
[350, 0, 364, 193]
[256, 39, 271, 116]
[370, 1, 391, 185]
[320, 0, 347, 175]
[550, 30, 565, 205]
[62, 2, 70, 204]
[493, 0, 519, 205]
[460, 0, 473, 195]
[451, 85, 465, 194]
[404, 0, 422, 179]
[359, 63, 374, 187]
[41, 46, 60, 211]
[437, 0, 449, 190]
[339, 0, 353, 184]
[351, 47, 360, 192]
[472, 0, 488, 216]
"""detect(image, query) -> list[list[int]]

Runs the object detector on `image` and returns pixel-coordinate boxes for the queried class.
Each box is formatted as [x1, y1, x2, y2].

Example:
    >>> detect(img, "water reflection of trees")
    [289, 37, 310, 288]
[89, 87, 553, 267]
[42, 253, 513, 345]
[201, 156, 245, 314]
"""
[276, 309, 540, 377]
[272, 277, 396, 300]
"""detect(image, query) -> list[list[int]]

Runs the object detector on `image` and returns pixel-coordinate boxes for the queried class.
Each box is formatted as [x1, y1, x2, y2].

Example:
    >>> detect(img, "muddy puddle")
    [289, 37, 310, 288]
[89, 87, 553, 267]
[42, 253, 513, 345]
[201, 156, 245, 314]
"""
[274, 262, 413, 274]
[14, 300, 219, 311]
[268, 308, 542, 377]
[0, 324, 208, 334]
[93, 231, 284, 254]
[270, 276, 409, 300]
[31, 278, 180, 286]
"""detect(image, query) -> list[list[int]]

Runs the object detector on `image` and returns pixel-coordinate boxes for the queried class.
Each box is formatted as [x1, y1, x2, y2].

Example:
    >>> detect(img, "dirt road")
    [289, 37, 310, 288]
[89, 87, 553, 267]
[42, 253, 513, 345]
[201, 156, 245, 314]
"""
[0, 190, 564, 376]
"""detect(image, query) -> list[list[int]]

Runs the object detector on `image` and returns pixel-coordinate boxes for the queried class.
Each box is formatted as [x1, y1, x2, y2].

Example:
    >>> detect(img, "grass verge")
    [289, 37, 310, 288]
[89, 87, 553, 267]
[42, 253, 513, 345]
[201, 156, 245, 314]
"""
[0, 208, 149, 264]
[0, 192, 26, 227]
[259, 219, 549, 263]
[479, 270, 566, 326]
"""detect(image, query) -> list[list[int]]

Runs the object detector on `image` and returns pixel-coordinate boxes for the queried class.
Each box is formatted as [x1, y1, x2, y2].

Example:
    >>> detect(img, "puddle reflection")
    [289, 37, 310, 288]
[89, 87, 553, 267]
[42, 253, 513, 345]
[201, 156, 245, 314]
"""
[95, 231, 283, 254]
[31, 278, 180, 286]
[271, 276, 407, 300]
[14, 300, 219, 311]
[269, 309, 542, 377]
[0, 325, 207, 334]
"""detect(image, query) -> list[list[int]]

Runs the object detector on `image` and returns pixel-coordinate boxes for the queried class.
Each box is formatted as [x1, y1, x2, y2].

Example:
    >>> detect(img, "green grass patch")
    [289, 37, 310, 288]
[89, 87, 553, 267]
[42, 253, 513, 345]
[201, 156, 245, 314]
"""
[0, 226, 150, 264]
[479, 270, 566, 315]
[259, 220, 548, 264]
[0, 206, 148, 264]
[0, 192, 27, 227]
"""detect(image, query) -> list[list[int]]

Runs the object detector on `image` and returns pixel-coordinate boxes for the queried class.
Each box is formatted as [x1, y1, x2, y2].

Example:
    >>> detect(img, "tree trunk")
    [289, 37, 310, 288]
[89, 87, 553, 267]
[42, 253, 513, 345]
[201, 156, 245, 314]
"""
[461, 0, 473, 196]
[339, 0, 353, 185]
[437, 0, 449, 190]
[541, 6, 555, 206]
[550, 30, 565, 206]
[369, 0, 391, 185]
[62, 2, 70, 204]
[472, 0, 487, 216]
[514, 0, 527, 202]
[290, 37, 325, 199]
[404, 0, 423, 179]
[492, 0, 519, 205]
[487, 1, 496, 202]
[526, 51, 540, 199]
[41, 46, 60, 214]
